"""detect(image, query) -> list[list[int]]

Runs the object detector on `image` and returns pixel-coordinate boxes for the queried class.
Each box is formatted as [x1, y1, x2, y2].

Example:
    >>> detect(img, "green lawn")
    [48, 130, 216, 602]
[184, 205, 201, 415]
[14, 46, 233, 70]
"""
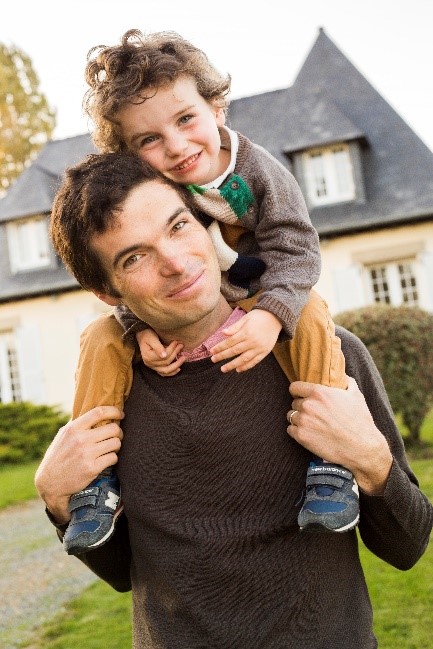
[360, 457, 433, 649]
[0, 460, 39, 509]
[19, 580, 132, 649]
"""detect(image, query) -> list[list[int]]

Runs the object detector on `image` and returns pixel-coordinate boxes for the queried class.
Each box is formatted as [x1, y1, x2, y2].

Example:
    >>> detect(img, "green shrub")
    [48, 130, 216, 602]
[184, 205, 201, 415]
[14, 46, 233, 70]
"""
[335, 305, 433, 444]
[0, 402, 69, 464]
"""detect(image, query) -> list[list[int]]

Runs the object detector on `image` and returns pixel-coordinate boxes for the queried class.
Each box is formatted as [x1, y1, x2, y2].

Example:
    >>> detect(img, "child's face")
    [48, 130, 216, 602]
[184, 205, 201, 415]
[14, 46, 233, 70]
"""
[116, 76, 230, 186]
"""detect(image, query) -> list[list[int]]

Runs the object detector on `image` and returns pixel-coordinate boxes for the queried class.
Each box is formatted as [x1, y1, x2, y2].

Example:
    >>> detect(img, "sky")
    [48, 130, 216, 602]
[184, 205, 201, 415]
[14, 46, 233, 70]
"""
[2, 0, 433, 150]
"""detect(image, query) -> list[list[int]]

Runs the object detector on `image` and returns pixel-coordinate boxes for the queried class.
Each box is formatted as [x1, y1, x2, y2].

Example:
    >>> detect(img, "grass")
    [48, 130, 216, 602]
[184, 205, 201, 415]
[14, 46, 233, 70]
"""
[0, 460, 39, 509]
[19, 580, 132, 649]
[360, 456, 433, 649]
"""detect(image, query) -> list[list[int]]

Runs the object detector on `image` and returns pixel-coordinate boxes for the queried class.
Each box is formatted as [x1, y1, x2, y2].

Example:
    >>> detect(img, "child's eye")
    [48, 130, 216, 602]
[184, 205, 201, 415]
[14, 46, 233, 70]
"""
[179, 114, 193, 125]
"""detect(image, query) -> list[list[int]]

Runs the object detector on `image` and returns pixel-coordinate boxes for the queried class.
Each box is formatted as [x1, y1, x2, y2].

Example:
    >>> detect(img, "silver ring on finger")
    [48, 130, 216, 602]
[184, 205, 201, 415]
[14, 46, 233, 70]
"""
[289, 410, 298, 426]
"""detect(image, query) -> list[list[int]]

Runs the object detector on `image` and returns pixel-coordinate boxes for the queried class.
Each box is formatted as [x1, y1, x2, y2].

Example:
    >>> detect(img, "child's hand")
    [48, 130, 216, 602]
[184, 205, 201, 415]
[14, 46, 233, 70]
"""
[210, 309, 282, 373]
[136, 329, 185, 377]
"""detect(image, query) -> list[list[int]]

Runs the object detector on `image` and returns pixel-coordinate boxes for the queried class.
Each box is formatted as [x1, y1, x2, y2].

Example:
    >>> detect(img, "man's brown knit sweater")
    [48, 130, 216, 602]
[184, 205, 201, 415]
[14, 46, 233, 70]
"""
[78, 327, 433, 649]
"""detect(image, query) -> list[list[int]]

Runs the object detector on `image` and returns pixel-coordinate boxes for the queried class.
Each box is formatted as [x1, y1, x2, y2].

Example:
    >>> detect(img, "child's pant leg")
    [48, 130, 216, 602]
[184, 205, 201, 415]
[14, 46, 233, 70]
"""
[284, 289, 347, 388]
[238, 290, 347, 389]
[72, 312, 135, 423]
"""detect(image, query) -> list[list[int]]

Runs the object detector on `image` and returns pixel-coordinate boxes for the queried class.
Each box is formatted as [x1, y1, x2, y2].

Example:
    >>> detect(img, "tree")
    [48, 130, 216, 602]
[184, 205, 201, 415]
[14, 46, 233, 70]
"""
[335, 305, 433, 445]
[0, 42, 56, 195]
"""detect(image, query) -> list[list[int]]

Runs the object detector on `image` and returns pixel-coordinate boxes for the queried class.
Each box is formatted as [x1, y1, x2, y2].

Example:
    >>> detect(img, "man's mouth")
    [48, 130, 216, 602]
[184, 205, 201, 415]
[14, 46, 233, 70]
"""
[172, 152, 200, 172]
[168, 269, 204, 298]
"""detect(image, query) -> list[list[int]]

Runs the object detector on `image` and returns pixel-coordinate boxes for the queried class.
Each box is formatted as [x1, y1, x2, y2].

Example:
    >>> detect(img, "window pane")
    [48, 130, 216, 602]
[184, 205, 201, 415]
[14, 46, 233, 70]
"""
[398, 263, 418, 306]
[303, 143, 355, 206]
[310, 153, 327, 197]
[0, 333, 21, 403]
[367, 260, 418, 307]
[369, 266, 390, 304]
[7, 217, 51, 272]
[333, 148, 353, 195]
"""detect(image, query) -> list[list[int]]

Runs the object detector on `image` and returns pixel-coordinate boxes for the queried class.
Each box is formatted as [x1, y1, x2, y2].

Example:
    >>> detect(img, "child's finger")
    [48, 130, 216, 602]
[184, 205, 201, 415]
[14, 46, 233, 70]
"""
[156, 355, 186, 377]
[211, 341, 249, 363]
[210, 333, 247, 355]
[221, 319, 244, 337]
[137, 329, 168, 359]
[147, 338, 168, 359]
[219, 350, 263, 373]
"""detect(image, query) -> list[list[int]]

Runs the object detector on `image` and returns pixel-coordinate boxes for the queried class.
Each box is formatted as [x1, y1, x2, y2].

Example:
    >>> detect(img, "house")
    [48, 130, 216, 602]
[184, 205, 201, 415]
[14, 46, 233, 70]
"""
[0, 27, 432, 413]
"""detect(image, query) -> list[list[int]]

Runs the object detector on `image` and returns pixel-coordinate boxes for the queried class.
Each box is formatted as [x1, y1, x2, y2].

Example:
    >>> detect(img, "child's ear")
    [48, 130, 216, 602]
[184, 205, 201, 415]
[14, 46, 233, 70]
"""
[213, 103, 226, 127]
[94, 291, 122, 307]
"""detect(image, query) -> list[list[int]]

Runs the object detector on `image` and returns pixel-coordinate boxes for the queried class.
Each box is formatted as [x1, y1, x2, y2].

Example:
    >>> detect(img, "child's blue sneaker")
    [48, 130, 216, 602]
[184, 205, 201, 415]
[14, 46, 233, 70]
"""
[298, 459, 360, 533]
[63, 469, 123, 555]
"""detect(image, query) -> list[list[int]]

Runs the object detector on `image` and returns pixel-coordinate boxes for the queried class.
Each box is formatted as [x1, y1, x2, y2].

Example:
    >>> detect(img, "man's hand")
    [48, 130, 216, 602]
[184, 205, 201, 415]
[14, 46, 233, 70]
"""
[136, 329, 185, 377]
[287, 377, 393, 495]
[210, 309, 282, 373]
[34, 406, 124, 524]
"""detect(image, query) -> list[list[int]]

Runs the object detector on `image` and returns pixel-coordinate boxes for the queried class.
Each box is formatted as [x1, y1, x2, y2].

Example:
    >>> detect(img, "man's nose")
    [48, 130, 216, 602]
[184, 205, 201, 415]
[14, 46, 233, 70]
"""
[159, 249, 187, 276]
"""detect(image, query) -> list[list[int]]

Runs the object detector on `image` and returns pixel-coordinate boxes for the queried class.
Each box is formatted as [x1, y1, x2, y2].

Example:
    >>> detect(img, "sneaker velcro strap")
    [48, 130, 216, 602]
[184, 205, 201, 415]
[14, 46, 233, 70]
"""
[308, 465, 353, 481]
[306, 474, 345, 489]
[68, 487, 100, 513]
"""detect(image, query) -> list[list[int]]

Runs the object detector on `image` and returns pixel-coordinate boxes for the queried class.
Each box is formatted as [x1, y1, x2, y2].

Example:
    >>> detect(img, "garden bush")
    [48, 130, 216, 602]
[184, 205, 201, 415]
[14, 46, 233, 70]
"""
[0, 402, 69, 464]
[335, 305, 433, 444]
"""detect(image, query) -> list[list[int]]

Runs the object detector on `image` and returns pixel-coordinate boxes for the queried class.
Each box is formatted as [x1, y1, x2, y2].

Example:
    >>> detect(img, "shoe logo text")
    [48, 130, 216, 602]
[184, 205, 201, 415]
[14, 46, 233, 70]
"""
[105, 491, 120, 511]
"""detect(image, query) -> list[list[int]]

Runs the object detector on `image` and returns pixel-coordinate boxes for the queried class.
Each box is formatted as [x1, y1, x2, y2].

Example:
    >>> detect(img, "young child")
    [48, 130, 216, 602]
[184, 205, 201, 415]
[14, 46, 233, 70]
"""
[62, 29, 359, 555]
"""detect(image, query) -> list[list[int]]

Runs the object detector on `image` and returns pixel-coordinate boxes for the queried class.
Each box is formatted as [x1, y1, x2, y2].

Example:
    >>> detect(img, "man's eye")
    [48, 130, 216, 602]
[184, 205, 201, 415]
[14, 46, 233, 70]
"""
[124, 253, 142, 268]
[139, 135, 158, 148]
[172, 220, 186, 232]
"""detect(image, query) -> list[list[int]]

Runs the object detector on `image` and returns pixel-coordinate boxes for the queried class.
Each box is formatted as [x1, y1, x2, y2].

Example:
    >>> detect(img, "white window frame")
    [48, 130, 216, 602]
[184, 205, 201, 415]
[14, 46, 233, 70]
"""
[6, 216, 51, 273]
[0, 331, 22, 403]
[302, 143, 355, 206]
[365, 259, 419, 307]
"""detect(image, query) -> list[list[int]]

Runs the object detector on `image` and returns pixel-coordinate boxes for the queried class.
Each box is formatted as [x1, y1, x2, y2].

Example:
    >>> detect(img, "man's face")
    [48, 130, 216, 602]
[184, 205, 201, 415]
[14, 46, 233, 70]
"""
[91, 179, 223, 339]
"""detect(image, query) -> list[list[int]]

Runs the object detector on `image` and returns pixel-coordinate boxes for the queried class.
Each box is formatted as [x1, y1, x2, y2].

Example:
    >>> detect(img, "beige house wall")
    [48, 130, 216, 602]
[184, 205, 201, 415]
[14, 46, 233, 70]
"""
[0, 290, 110, 414]
[315, 221, 433, 315]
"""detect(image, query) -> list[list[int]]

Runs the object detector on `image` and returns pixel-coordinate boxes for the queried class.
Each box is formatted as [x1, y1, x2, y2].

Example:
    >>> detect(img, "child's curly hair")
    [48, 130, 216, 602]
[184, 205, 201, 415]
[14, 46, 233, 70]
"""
[83, 29, 231, 153]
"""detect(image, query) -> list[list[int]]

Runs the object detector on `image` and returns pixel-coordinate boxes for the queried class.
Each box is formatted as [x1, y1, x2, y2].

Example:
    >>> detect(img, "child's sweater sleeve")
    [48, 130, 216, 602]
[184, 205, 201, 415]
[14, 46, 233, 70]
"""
[189, 133, 322, 339]
[72, 312, 135, 421]
[238, 140, 321, 338]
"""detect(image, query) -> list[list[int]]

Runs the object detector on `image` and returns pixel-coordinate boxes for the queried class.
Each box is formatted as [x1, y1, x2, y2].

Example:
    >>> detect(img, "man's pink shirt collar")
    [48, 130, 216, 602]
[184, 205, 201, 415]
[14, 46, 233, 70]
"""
[179, 307, 245, 362]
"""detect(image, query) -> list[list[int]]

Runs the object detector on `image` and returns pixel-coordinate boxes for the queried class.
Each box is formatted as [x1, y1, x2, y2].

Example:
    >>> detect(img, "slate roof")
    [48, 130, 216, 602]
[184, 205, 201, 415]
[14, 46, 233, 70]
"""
[1, 27, 432, 302]
[0, 134, 97, 222]
[227, 28, 433, 236]
[0, 134, 97, 301]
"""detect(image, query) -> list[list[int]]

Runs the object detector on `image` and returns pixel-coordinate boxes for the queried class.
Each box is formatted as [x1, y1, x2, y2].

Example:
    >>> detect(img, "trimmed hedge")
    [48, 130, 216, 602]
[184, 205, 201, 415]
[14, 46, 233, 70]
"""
[0, 402, 69, 464]
[335, 305, 433, 444]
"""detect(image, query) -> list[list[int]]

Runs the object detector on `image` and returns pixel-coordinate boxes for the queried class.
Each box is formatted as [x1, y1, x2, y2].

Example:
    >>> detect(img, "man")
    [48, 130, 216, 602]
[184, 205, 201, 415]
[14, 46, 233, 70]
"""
[36, 151, 433, 649]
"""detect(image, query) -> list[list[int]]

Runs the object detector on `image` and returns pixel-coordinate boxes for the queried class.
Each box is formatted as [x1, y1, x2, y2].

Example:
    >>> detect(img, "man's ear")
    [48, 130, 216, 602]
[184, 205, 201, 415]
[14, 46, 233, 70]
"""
[93, 291, 122, 307]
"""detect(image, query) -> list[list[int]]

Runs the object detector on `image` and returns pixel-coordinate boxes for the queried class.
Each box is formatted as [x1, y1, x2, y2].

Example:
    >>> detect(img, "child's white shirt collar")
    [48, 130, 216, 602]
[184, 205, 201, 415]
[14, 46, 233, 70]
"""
[200, 127, 239, 189]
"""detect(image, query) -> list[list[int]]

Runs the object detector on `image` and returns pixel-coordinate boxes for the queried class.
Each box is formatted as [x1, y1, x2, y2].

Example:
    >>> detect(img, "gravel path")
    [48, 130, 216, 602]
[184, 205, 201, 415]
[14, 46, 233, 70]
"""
[0, 498, 97, 649]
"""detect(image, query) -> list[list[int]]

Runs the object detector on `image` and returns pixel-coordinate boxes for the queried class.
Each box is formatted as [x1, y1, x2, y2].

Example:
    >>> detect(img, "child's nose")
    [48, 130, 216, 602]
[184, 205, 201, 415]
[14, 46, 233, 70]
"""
[165, 131, 188, 157]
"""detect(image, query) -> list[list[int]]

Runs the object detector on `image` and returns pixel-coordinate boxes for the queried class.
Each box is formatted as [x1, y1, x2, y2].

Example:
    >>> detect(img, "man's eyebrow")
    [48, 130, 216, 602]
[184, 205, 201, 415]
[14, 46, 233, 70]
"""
[112, 206, 191, 268]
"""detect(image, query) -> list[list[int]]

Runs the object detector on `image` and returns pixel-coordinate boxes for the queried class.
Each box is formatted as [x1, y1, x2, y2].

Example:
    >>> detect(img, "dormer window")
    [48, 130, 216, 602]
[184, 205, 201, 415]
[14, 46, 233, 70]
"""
[302, 143, 355, 206]
[6, 216, 51, 273]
